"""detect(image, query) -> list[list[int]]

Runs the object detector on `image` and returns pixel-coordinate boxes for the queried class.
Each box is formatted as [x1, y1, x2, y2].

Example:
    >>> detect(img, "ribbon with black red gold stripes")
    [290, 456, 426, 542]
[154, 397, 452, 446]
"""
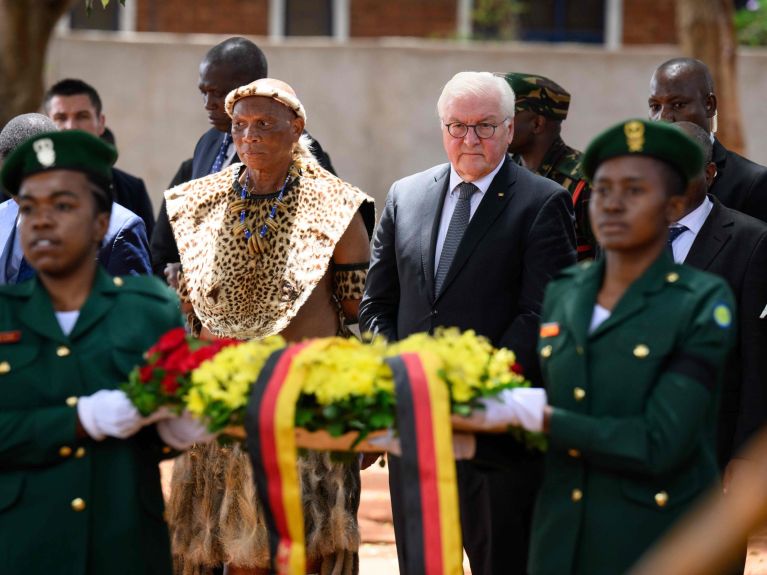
[245, 345, 462, 574]
[244, 341, 316, 575]
[386, 352, 464, 575]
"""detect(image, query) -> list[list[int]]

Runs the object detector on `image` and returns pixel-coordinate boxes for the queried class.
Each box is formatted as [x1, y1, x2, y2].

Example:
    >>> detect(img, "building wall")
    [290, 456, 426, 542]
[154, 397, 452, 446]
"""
[46, 33, 767, 214]
[350, 0, 457, 38]
[622, 0, 677, 44]
[136, 0, 269, 35]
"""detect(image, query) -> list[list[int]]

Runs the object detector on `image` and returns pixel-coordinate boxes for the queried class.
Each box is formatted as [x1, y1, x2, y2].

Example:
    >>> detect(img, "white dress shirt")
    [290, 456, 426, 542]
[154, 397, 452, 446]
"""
[672, 196, 714, 263]
[434, 158, 505, 273]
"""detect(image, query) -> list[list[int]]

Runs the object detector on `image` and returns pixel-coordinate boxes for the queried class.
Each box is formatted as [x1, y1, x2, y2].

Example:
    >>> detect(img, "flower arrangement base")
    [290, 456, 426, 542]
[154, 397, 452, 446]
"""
[222, 426, 388, 452]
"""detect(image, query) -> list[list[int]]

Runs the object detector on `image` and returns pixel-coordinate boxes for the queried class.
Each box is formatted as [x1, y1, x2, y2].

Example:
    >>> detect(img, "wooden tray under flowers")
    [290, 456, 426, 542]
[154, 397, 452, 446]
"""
[222, 426, 391, 452]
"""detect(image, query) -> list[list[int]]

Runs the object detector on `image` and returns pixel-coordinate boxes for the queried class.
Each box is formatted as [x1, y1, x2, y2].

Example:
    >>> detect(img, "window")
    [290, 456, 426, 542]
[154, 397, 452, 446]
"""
[285, 0, 333, 36]
[518, 0, 604, 43]
[69, 1, 120, 31]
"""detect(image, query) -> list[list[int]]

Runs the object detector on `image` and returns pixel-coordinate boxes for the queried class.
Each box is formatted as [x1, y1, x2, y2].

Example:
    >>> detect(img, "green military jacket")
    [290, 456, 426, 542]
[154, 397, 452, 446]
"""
[0, 269, 183, 575]
[529, 254, 735, 575]
[524, 137, 596, 261]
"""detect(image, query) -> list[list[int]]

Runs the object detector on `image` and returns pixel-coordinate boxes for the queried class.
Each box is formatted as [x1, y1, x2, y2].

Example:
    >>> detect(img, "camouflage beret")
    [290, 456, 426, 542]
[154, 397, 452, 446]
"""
[582, 119, 704, 183]
[0, 130, 117, 196]
[502, 72, 570, 120]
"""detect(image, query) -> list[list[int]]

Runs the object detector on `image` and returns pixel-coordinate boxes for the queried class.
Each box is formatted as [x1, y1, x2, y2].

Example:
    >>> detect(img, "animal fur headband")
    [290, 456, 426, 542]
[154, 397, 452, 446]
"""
[224, 79, 307, 122]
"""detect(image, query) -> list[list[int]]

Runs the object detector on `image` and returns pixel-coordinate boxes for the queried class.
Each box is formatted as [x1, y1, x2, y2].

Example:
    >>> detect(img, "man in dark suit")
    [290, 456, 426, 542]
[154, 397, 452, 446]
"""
[649, 58, 767, 223]
[43, 78, 156, 237]
[360, 71, 576, 575]
[669, 122, 767, 490]
[0, 113, 151, 282]
[150, 36, 335, 277]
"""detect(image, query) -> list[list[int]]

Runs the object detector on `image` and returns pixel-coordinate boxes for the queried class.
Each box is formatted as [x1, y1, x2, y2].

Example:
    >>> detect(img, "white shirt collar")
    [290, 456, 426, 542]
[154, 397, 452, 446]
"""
[677, 195, 713, 236]
[448, 156, 506, 197]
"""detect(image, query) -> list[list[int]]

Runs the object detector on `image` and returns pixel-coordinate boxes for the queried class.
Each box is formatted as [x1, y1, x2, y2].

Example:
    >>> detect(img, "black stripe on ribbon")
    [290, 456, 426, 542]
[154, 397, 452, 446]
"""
[244, 347, 288, 573]
[386, 355, 427, 575]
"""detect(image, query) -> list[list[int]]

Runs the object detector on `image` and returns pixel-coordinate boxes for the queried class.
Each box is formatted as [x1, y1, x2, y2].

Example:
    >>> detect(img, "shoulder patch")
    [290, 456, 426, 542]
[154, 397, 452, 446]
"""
[713, 303, 732, 328]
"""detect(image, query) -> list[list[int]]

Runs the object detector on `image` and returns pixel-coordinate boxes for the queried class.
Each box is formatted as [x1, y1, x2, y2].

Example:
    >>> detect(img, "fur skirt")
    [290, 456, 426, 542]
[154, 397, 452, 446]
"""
[167, 442, 361, 575]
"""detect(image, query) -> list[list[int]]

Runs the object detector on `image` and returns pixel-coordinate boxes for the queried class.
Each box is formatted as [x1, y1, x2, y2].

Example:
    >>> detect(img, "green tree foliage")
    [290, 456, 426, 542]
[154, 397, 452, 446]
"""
[735, 0, 767, 46]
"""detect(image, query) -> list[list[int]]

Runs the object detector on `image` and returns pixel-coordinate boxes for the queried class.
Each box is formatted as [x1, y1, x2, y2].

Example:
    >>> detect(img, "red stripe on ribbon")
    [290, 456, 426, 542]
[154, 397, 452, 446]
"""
[258, 342, 311, 556]
[401, 353, 444, 575]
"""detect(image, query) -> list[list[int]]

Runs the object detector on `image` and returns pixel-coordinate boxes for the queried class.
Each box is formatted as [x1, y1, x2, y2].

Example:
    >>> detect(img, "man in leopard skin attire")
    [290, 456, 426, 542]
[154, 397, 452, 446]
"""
[165, 78, 374, 575]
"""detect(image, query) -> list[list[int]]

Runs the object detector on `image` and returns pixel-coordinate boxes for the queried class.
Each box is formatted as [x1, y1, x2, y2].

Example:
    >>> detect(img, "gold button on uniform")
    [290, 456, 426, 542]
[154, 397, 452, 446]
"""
[654, 491, 669, 508]
[71, 498, 86, 512]
[113, 276, 124, 287]
[56, 346, 71, 357]
[75, 447, 86, 458]
[0, 361, 10, 374]
[573, 387, 586, 401]
[571, 488, 583, 502]
[59, 446, 72, 458]
[65, 396, 78, 407]
[541, 345, 553, 358]
[633, 344, 650, 358]
[666, 272, 680, 283]
[576, 346, 584, 355]
[568, 449, 581, 458]
[162, 446, 172, 455]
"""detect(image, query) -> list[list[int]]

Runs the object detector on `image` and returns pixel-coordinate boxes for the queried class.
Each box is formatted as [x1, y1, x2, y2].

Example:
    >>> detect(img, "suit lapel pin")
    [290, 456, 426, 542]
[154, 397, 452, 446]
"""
[498, 192, 505, 198]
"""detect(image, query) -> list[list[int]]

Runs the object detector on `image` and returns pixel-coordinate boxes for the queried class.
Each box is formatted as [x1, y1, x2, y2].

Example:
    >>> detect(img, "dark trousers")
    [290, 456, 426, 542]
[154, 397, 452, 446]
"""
[389, 455, 541, 575]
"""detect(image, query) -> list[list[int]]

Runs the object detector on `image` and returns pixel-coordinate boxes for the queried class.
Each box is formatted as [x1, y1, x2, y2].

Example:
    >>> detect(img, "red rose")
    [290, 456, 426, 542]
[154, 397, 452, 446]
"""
[510, 362, 524, 375]
[139, 365, 154, 383]
[154, 328, 188, 354]
[161, 373, 180, 394]
[163, 347, 190, 372]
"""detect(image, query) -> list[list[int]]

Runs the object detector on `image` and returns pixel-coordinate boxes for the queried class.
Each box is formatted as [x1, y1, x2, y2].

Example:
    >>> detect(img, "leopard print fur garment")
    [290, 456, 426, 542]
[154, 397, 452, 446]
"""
[164, 140, 374, 339]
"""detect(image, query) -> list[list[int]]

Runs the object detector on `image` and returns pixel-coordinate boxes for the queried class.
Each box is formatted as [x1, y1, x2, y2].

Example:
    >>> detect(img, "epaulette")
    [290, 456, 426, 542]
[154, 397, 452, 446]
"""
[111, 275, 178, 303]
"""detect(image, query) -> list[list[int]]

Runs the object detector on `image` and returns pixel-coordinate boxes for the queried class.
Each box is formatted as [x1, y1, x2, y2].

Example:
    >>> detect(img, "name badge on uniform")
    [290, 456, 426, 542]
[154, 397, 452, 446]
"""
[0, 331, 21, 344]
[540, 322, 560, 338]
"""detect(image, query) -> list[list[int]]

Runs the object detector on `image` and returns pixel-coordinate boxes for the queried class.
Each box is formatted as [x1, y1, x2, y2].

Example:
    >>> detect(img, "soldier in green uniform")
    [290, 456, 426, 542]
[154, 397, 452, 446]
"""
[502, 72, 595, 260]
[457, 119, 736, 574]
[0, 131, 213, 574]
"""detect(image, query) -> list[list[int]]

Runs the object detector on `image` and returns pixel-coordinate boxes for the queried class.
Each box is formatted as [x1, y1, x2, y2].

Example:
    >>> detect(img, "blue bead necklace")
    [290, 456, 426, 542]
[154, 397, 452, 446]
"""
[233, 167, 291, 255]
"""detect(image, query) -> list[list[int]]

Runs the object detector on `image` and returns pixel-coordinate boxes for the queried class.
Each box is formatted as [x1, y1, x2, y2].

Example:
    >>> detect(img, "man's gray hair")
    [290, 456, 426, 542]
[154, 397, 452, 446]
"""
[437, 71, 515, 121]
[0, 113, 57, 159]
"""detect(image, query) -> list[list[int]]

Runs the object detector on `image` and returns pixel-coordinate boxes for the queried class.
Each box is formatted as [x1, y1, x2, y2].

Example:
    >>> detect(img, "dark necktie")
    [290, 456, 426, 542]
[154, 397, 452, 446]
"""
[667, 225, 688, 257]
[209, 133, 232, 175]
[435, 182, 477, 297]
[16, 257, 35, 283]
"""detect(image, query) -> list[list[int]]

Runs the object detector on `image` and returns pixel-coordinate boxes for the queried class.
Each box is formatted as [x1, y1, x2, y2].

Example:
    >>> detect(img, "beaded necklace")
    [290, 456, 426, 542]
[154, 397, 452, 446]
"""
[231, 167, 291, 255]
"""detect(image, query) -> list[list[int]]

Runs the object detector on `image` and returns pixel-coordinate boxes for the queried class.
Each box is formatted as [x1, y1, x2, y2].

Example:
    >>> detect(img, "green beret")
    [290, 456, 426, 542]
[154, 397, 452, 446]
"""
[581, 119, 704, 184]
[0, 130, 117, 196]
[502, 72, 570, 120]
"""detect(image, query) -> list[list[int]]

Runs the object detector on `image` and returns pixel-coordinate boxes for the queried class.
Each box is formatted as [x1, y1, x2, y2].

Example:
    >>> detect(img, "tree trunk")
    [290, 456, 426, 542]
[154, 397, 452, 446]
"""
[676, 0, 745, 154]
[0, 0, 78, 128]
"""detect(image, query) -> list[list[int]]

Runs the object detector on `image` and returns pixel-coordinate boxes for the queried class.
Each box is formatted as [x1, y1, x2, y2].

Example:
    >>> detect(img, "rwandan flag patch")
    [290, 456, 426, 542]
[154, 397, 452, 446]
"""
[540, 323, 560, 338]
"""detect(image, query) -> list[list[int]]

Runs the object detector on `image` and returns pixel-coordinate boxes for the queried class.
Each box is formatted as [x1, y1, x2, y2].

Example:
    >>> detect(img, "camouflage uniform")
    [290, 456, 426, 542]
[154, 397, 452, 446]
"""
[536, 137, 594, 260]
[502, 72, 596, 260]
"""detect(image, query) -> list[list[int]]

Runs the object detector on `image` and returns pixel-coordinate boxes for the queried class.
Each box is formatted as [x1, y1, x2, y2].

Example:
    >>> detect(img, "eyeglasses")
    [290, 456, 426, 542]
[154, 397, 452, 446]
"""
[444, 119, 508, 139]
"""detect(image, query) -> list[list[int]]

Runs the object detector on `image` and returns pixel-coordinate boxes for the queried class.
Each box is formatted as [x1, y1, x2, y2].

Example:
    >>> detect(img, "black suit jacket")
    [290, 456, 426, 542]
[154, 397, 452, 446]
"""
[360, 156, 576, 467]
[150, 128, 336, 276]
[684, 196, 767, 464]
[711, 138, 767, 223]
[112, 167, 155, 239]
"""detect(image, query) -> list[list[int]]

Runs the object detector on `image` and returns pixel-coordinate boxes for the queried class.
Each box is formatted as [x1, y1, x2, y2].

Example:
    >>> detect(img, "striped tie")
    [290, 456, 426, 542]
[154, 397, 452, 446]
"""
[209, 132, 232, 175]
[435, 182, 477, 297]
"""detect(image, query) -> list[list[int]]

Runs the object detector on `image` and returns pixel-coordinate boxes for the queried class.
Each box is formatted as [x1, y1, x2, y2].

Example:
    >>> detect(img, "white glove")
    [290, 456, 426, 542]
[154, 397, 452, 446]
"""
[480, 388, 547, 432]
[156, 410, 217, 451]
[77, 389, 145, 441]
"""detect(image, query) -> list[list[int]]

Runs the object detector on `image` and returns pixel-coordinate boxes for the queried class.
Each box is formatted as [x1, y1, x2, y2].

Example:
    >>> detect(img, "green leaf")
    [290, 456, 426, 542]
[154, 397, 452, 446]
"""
[322, 404, 339, 419]
[101, 0, 110, 8]
[327, 422, 345, 437]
